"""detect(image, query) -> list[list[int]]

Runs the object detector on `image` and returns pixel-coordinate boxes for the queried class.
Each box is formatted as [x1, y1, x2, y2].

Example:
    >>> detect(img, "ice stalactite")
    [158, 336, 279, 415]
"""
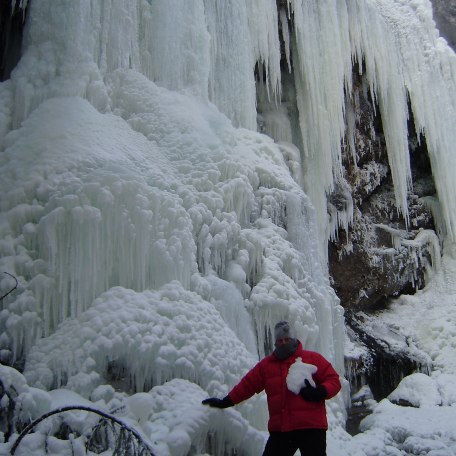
[374, 224, 441, 284]
[0, 1, 28, 82]
[287, 0, 353, 257]
[202, 0, 283, 129]
[346, 0, 412, 224]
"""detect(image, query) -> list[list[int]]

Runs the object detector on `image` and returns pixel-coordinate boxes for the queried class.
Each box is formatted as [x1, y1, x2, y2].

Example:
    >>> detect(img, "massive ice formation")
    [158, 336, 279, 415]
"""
[1, 0, 455, 454]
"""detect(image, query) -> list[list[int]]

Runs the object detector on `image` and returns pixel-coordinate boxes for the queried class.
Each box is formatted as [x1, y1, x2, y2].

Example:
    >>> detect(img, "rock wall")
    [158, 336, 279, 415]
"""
[318, 0, 456, 315]
[328, 71, 437, 311]
[430, 0, 456, 50]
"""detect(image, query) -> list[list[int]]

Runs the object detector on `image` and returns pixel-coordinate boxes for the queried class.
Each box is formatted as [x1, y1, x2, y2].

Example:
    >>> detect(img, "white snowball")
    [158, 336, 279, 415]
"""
[286, 357, 317, 394]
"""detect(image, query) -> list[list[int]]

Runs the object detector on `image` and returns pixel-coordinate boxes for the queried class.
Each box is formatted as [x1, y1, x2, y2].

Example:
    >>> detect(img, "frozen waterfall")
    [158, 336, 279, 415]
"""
[1, 0, 456, 455]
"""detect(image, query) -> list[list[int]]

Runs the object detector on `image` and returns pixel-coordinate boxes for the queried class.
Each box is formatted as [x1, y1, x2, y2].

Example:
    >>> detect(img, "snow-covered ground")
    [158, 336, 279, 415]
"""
[345, 247, 456, 455]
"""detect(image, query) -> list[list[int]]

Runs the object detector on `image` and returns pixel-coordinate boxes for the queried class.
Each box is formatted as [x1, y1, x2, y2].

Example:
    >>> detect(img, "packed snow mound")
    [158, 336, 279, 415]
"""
[143, 378, 268, 456]
[23, 283, 257, 398]
[0, 364, 52, 423]
[356, 399, 456, 455]
[286, 357, 317, 394]
[0, 363, 28, 393]
[374, 251, 456, 378]
[435, 373, 456, 406]
[387, 372, 441, 407]
[1, 370, 269, 456]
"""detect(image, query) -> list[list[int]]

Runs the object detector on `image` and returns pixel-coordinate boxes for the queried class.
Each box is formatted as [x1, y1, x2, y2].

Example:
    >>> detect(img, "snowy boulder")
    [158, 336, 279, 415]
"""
[0, 364, 28, 395]
[126, 392, 156, 424]
[0, 364, 52, 422]
[142, 378, 267, 456]
[403, 435, 453, 455]
[286, 357, 317, 394]
[387, 373, 441, 407]
[435, 373, 456, 406]
[16, 387, 52, 423]
[23, 283, 258, 397]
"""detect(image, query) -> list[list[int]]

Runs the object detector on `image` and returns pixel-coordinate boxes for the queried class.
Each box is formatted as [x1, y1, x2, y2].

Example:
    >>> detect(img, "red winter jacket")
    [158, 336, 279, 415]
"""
[227, 341, 341, 432]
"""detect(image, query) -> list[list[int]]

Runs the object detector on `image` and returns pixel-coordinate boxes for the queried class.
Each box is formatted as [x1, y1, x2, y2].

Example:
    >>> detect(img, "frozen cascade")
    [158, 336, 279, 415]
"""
[202, 0, 283, 130]
[0, 0, 456, 454]
[279, 0, 456, 252]
[141, 0, 210, 99]
[0, 0, 345, 447]
[1, 97, 196, 340]
[370, 0, 456, 240]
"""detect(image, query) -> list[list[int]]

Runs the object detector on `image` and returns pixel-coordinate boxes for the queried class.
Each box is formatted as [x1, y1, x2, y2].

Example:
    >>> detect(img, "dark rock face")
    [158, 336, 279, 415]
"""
[345, 313, 431, 401]
[327, 69, 439, 413]
[328, 71, 436, 311]
[264, 6, 443, 314]
[430, 0, 456, 50]
[344, 312, 432, 434]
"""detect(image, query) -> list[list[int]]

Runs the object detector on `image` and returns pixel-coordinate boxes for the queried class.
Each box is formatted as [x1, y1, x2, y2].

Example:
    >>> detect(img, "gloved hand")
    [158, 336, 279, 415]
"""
[300, 380, 327, 402]
[202, 396, 234, 409]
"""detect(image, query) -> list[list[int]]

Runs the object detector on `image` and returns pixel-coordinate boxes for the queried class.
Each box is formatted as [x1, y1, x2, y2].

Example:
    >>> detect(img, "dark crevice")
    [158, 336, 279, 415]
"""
[0, 0, 29, 81]
[344, 312, 431, 435]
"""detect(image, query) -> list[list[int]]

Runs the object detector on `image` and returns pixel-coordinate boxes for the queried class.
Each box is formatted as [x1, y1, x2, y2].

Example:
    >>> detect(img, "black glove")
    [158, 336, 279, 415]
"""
[300, 380, 327, 402]
[201, 396, 234, 409]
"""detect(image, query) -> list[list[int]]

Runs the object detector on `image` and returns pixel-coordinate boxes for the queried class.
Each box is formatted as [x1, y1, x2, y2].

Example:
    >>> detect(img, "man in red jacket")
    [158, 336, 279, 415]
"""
[202, 321, 341, 455]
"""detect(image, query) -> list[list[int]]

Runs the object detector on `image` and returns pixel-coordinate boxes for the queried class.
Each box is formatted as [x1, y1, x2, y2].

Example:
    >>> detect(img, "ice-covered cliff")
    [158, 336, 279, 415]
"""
[1, 0, 456, 454]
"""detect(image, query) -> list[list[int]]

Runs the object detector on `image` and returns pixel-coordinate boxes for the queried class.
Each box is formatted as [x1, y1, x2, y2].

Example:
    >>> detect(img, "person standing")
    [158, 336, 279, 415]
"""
[202, 321, 341, 456]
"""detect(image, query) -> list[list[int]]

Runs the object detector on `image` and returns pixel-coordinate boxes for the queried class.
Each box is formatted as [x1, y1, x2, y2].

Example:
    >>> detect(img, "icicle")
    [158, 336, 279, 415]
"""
[374, 224, 441, 282]
[279, 8, 292, 74]
[10, 0, 29, 17]
[203, 0, 257, 129]
[287, 0, 353, 258]
[245, 0, 282, 102]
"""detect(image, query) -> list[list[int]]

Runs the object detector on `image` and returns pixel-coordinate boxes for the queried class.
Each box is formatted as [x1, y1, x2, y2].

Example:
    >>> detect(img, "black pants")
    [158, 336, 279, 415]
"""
[262, 429, 326, 456]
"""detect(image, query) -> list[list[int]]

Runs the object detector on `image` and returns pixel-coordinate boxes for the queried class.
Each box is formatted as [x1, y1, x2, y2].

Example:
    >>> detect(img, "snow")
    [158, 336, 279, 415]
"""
[0, 0, 456, 455]
[22, 283, 259, 400]
[387, 372, 442, 407]
[286, 357, 318, 393]
[345, 247, 456, 454]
